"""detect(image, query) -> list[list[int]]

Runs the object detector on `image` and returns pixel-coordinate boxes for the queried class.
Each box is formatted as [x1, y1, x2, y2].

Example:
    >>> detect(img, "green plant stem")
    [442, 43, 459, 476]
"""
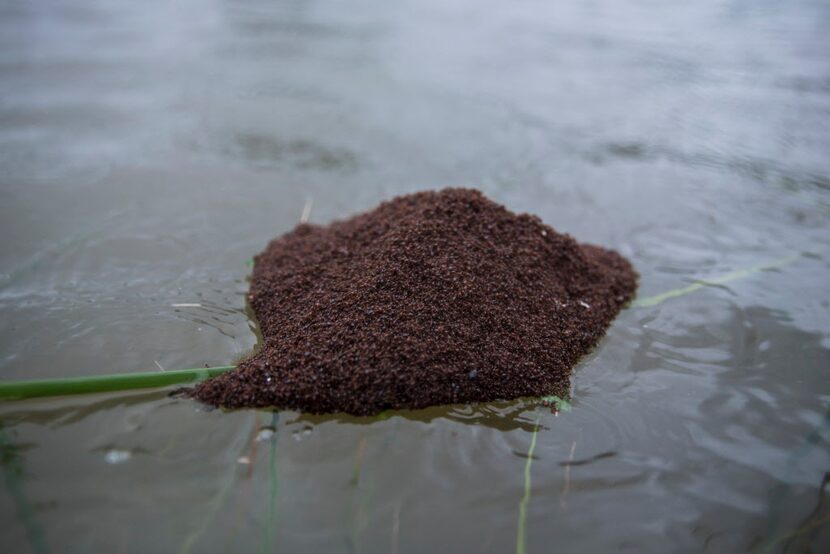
[0, 366, 236, 400]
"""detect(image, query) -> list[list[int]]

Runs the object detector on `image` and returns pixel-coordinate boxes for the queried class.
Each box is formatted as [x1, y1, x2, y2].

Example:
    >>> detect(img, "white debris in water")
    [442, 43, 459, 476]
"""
[104, 449, 131, 464]
[172, 303, 202, 308]
[579, 300, 591, 309]
[237, 456, 251, 465]
[292, 426, 313, 442]
[256, 427, 276, 442]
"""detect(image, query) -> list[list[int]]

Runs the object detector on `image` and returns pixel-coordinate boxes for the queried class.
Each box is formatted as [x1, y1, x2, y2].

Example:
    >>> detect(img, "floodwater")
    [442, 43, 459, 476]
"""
[1, 0, 829, 552]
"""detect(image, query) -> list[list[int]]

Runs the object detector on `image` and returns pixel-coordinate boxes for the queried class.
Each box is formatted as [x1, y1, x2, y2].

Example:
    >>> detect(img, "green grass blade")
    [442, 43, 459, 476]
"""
[632, 253, 800, 308]
[516, 411, 541, 554]
[0, 366, 236, 400]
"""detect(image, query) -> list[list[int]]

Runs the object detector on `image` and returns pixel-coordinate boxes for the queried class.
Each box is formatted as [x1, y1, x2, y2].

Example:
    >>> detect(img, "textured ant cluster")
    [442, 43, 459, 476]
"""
[189, 189, 637, 415]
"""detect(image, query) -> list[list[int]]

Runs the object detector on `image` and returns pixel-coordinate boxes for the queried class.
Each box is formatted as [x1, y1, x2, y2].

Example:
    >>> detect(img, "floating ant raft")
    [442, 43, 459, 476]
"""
[188, 189, 637, 415]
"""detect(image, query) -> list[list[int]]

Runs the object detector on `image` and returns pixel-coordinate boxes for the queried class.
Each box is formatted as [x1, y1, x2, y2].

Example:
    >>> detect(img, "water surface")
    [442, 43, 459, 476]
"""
[1, 0, 829, 552]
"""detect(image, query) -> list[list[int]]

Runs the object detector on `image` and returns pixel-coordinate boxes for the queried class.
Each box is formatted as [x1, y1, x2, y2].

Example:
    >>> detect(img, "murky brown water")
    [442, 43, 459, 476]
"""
[1, 0, 829, 552]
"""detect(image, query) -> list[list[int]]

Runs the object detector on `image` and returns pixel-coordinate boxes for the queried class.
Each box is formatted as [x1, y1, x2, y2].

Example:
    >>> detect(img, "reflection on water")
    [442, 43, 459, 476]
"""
[222, 132, 359, 171]
[1, 0, 829, 552]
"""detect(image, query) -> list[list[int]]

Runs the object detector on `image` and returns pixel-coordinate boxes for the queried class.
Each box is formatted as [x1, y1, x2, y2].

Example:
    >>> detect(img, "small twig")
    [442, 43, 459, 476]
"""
[300, 197, 314, 224]
[153, 360, 165, 372]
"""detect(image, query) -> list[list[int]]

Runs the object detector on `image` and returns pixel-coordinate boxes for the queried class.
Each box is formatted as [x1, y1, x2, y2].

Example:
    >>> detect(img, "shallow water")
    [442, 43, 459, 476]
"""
[1, 0, 829, 552]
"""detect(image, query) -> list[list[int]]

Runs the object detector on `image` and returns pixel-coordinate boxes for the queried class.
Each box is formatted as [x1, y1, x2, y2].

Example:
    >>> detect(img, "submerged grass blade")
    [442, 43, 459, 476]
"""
[261, 412, 280, 554]
[179, 415, 256, 554]
[349, 418, 401, 551]
[540, 395, 571, 412]
[758, 514, 830, 553]
[631, 253, 801, 308]
[0, 366, 236, 400]
[350, 436, 368, 486]
[0, 425, 49, 554]
[516, 412, 541, 554]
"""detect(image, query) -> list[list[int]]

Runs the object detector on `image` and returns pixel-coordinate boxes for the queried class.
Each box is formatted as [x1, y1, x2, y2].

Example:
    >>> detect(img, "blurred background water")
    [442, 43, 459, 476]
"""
[1, 0, 829, 552]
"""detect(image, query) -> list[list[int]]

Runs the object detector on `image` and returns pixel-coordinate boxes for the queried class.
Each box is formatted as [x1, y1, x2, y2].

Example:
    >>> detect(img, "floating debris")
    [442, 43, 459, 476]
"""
[256, 426, 276, 443]
[291, 426, 313, 442]
[104, 449, 131, 464]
